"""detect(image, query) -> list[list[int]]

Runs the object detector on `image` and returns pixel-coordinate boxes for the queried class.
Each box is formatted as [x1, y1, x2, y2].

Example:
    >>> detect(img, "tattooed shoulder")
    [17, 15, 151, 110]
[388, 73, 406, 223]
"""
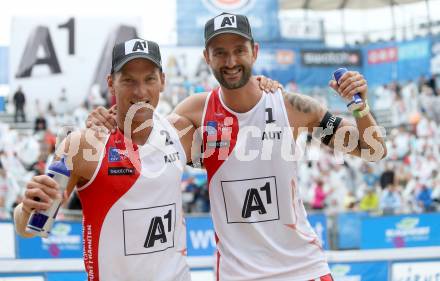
[283, 91, 322, 114]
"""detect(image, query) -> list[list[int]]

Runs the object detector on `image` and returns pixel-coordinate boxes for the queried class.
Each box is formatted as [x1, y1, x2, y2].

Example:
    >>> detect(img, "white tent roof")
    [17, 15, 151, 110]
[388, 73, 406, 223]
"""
[279, 0, 423, 10]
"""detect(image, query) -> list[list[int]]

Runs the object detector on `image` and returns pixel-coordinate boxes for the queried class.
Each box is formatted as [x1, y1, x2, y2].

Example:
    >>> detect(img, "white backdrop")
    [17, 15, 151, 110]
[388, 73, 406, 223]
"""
[9, 17, 141, 116]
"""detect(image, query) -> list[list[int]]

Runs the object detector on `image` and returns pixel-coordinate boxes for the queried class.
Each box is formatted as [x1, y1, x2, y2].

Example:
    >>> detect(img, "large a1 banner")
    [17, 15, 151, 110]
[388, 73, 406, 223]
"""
[10, 17, 140, 112]
[361, 212, 440, 249]
[176, 0, 280, 46]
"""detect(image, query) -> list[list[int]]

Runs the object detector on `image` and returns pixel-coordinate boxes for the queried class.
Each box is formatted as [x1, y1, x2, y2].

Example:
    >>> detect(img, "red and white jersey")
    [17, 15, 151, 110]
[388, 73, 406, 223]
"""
[77, 113, 190, 281]
[202, 88, 330, 281]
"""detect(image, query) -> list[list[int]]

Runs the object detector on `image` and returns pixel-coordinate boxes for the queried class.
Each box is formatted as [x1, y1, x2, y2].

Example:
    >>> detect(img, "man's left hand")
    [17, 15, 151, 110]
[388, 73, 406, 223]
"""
[329, 71, 368, 101]
[256, 75, 283, 93]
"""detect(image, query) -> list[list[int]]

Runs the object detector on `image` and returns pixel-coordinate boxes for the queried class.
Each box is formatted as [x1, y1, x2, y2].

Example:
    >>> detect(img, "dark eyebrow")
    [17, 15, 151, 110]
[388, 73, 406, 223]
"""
[212, 47, 225, 53]
[212, 43, 248, 53]
[119, 69, 157, 78]
[234, 43, 248, 49]
[145, 71, 157, 77]
[119, 70, 132, 78]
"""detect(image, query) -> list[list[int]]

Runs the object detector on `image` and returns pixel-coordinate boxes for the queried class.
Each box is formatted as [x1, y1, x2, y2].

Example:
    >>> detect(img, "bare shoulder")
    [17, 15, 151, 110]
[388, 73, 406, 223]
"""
[56, 129, 108, 181]
[167, 112, 193, 133]
[282, 91, 327, 132]
[172, 93, 209, 128]
[283, 91, 324, 114]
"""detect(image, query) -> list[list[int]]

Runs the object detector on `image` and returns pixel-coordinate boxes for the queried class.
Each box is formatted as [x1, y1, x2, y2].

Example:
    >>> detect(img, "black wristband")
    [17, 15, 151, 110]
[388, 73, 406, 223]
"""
[317, 112, 342, 145]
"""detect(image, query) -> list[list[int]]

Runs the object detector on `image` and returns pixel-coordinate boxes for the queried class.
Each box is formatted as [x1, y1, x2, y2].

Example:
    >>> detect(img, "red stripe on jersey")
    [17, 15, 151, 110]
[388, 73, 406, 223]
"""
[203, 88, 239, 187]
[78, 130, 140, 281]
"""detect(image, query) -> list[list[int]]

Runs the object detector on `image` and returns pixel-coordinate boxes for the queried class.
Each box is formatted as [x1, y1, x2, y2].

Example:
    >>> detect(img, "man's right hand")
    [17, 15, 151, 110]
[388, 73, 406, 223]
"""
[86, 105, 118, 133]
[22, 175, 62, 214]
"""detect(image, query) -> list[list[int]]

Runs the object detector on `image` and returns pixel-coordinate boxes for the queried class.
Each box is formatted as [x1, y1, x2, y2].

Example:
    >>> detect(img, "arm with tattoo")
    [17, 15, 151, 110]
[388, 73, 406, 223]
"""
[285, 92, 322, 114]
[282, 90, 327, 138]
[283, 89, 386, 161]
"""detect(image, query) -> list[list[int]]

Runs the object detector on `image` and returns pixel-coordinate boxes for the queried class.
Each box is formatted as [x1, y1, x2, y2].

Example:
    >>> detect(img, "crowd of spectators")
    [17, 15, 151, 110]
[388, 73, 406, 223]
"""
[302, 76, 440, 215]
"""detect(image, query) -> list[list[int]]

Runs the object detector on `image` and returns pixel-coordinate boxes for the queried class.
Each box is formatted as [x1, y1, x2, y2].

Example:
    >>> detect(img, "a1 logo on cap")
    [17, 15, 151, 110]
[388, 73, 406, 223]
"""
[214, 14, 237, 30]
[124, 39, 149, 55]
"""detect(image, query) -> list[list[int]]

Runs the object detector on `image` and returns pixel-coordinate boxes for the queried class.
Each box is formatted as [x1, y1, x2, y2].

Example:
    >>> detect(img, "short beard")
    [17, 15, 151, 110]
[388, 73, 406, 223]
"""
[213, 66, 252, 90]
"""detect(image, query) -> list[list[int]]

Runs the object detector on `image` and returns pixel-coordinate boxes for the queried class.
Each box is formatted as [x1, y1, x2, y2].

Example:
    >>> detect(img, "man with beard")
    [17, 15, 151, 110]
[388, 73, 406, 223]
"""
[88, 13, 387, 281]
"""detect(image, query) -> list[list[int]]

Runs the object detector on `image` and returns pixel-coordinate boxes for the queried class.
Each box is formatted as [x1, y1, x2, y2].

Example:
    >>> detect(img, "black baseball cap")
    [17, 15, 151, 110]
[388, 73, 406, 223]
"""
[204, 13, 253, 47]
[111, 38, 162, 73]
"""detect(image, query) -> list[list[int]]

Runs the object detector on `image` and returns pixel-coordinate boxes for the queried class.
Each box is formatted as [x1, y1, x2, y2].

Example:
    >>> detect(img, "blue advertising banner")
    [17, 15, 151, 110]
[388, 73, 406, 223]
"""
[0, 274, 44, 280]
[186, 216, 216, 257]
[0, 47, 8, 84]
[362, 38, 431, 87]
[176, 0, 279, 45]
[253, 43, 297, 85]
[361, 213, 440, 249]
[0, 272, 87, 281]
[330, 261, 388, 281]
[256, 42, 362, 87]
[16, 221, 83, 259]
[308, 213, 329, 250]
[254, 42, 361, 111]
[46, 272, 87, 281]
[337, 212, 368, 250]
[254, 37, 431, 91]
[186, 213, 328, 256]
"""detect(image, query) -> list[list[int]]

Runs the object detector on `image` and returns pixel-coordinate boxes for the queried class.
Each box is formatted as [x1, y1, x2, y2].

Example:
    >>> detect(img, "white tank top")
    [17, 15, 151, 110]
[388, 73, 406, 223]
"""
[78, 113, 190, 281]
[202, 88, 330, 281]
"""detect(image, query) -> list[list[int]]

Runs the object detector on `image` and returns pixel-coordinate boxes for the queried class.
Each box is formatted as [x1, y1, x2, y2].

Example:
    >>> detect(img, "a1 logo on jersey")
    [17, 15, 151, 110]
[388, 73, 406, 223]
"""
[221, 176, 280, 223]
[123, 204, 176, 255]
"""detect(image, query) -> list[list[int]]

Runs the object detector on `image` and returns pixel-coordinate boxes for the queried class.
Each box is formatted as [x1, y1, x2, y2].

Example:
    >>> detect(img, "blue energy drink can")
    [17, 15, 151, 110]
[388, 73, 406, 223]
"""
[333, 68, 363, 111]
[26, 157, 71, 237]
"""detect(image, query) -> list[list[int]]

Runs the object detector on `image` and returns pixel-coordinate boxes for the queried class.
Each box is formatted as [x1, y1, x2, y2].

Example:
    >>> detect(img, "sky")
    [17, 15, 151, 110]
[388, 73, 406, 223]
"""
[1, 0, 439, 46]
